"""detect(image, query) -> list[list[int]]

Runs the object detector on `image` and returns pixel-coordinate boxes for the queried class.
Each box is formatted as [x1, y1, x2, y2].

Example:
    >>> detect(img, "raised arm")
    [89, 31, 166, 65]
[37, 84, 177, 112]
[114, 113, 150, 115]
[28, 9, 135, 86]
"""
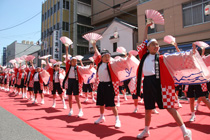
[201, 47, 205, 57]
[173, 43, 181, 52]
[30, 60, 35, 69]
[144, 23, 153, 41]
[91, 41, 100, 56]
[66, 46, 69, 61]
[79, 60, 84, 66]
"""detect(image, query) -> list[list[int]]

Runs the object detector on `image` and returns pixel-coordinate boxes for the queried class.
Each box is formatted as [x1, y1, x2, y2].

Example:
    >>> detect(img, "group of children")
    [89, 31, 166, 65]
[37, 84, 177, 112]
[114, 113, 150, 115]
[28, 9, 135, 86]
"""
[2, 23, 210, 140]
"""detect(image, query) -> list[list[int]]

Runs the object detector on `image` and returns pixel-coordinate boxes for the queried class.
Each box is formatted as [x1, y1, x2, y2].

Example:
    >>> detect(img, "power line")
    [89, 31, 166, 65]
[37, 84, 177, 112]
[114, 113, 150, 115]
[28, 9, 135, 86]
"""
[0, 12, 41, 32]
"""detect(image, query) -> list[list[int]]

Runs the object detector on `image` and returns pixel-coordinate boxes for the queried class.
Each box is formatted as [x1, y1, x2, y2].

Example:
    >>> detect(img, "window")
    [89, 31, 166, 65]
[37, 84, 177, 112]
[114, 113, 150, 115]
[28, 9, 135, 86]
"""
[183, 0, 210, 27]
[63, 0, 66, 9]
[78, 0, 91, 5]
[113, 42, 117, 52]
[57, 1, 60, 10]
[54, 4, 56, 13]
[147, 10, 164, 34]
[62, 22, 69, 31]
[62, 44, 66, 53]
[66, 1, 69, 9]
[77, 46, 89, 55]
[77, 15, 91, 25]
[139, 0, 151, 4]
[57, 23, 60, 30]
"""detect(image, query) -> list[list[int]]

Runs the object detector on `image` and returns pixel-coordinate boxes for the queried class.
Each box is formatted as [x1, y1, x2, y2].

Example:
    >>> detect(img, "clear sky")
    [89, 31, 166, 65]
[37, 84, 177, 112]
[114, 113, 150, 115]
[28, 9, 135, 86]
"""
[0, 0, 44, 63]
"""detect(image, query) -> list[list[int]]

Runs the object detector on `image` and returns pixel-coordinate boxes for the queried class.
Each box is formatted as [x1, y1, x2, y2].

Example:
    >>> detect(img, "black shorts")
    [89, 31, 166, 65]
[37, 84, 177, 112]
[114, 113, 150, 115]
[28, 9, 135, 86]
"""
[66, 79, 79, 96]
[96, 82, 115, 107]
[83, 83, 93, 92]
[207, 82, 210, 92]
[187, 85, 206, 98]
[52, 82, 63, 95]
[18, 79, 26, 88]
[132, 93, 143, 99]
[119, 86, 124, 91]
[143, 75, 164, 110]
[34, 81, 43, 94]
[175, 85, 183, 92]
[28, 87, 34, 91]
[4, 79, 7, 84]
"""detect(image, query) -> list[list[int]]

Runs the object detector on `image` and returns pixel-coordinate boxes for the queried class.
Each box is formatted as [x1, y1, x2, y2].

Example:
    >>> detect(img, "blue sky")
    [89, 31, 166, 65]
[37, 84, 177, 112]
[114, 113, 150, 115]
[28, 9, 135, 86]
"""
[0, 0, 44, 63]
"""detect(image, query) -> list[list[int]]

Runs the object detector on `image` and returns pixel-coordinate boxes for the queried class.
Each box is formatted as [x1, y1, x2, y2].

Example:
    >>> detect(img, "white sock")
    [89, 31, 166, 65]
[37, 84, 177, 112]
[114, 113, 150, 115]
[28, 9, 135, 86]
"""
[191, 112, 195, 116]
[115, 115, 119, 121]
[177, 99, 180, 104]
[79, 108, 82, 112]
[135, 106, 138, 110]
[62, 98, 65, 104]
[180, 124, 188, 135]
[100, 114, 104, 118]
[144, 126, 149, 132]
[53, 99, 56, 104]
[117, 95, 120, 103]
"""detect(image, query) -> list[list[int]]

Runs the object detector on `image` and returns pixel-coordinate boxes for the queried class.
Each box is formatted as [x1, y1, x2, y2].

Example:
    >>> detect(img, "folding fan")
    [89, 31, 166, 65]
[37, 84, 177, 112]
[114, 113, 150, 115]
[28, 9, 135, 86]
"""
[75, 55, 84, 60]
[25, 55, 35, 61]
[89, 57, 94, 62]
[82, 32, 103, 43]
[164, 35, 176, 45]
[145, 9, 164, 28]
[39, 55, 52, 59]
[20, 55, 27, 60]
[21, 65, 26, 69]
[54, 61, 62, 65]
[63, 54, 72, 59]
[129, 50, 138, 56]
[9, 59, 16, 64]
[50, 59, 57, 64]
[194, 41, 209, 48]
[40, 70, 50, 85]
[116, 47, 127, 55]
[41, 60, 46, 65]
[60, 36, 73, 47]
[205, 5, 210, 15]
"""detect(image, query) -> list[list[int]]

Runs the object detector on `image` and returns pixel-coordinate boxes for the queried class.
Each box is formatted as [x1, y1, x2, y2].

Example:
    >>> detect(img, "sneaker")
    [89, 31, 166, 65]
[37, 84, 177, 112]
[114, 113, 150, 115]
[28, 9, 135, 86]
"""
[68, 110, 73, 116]
[92, 98, 96, 103]
[137, 130, 150, 139]
[94, 116, 105, 124]
[178, 103, 182, 108]
[41, 100, 45, 105]
[139, 98, 143, 103]
[32, 100, 38, 104]
[133, 108, 138, 113]
[84, 98, 88, 103]
[115, 119, 121, 128]
[184, 129, 192, 140]
[52, 103, 56, 108]
[189, 114, 196, 122]
[63, 104, 67, 109]
[116, 102, 120, 107]
[152, 109, 159, 114]
[78, 110, 83, 117]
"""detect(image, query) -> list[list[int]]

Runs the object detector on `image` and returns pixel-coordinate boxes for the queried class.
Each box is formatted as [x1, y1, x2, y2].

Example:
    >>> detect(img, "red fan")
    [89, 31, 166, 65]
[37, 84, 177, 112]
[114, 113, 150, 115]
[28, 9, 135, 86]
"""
[25, 55, 35, 61]
[89, 57, 94, 62]
[194, 41, 209, 49]
[129, 50, 138, 56]
[82, 33, 102, 43]
[60, 36, 73, 47]
[75, 55, 84, 60]
[205, 5, 210, 16]
[20, 55, 27, 60]
[9, 59, 16, 64]
[40, 70, 50, 85]
[41, 60, 46, 65]
[145, 9, 164, 28]
[39, 55, 52, 59]
[117, 47, 127, 55]
[15, 58, 23, 63]
[50, 59, 57, 64]
[164, 35, 176, 45]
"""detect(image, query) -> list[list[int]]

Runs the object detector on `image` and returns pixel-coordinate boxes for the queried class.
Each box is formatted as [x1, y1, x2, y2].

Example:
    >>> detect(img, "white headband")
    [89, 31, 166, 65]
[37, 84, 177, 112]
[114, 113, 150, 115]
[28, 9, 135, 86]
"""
[147, 39, 157, 47]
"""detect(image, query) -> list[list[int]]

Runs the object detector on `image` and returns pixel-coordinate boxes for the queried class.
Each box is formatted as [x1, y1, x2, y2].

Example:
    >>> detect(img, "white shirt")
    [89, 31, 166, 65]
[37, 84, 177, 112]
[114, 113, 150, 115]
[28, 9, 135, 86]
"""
[68, 67, 76, 78]
[54, 71, 59, 83]
[143, 54, 156, 76]
[21, 73, 24, 79]
[98, 63, 111, 82]
[34, 73, 39, 82]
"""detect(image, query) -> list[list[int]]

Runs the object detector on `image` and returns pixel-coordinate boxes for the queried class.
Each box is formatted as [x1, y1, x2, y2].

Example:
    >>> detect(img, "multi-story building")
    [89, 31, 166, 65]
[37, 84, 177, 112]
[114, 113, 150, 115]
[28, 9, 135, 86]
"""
[6, 40, 41, 67]
[137, 0, 210, 54]
[41, 0, 92, 62]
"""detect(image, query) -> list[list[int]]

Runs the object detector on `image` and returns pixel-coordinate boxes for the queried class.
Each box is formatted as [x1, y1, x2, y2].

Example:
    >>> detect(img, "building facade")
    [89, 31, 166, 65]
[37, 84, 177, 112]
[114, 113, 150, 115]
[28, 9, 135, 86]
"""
[137, 0, 210, 54]
[41, 0, 92, 62]
[6, 41, 41, 66]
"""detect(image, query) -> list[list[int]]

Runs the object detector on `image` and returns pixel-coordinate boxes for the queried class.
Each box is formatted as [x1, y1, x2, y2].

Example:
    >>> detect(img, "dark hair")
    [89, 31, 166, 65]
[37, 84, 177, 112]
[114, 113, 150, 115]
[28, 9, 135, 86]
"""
[101, 49, 111, 56]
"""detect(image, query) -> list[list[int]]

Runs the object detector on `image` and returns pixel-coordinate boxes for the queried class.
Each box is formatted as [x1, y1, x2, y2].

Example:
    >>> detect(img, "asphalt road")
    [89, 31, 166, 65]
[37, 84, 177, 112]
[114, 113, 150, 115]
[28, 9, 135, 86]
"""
[0, 106, 49, 140]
